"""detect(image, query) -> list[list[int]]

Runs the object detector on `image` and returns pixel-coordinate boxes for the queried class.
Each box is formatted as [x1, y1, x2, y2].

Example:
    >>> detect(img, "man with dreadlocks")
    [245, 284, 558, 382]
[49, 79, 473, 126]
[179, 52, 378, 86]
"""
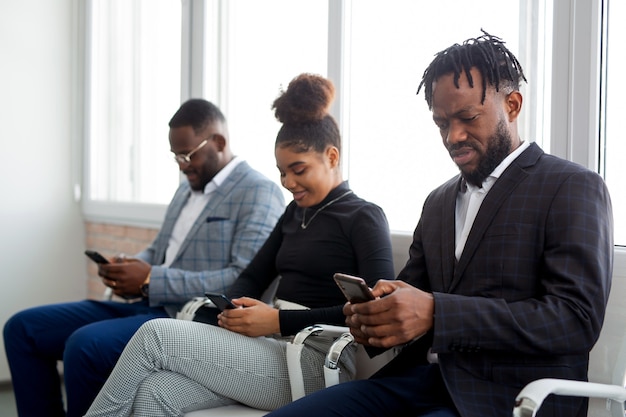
[265, 31, 613, 417]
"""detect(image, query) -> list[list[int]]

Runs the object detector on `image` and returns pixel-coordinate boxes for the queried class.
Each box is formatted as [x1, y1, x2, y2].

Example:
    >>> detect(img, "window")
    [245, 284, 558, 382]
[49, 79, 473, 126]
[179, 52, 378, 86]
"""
[205, 0, 328, 200]
[86, 0, 181, 209]
[84, 0, 553, 234]
[602, 0, 625, 246]
[81, 0, 624, 286]
[342, 0, 551, 232]
[197, 0, 552, 232]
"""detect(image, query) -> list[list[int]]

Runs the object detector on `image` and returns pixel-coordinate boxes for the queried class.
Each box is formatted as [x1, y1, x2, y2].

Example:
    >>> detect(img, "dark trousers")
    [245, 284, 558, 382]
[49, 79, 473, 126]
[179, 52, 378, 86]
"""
[3, 299, 169, 417]
[266, 361, 459, 417]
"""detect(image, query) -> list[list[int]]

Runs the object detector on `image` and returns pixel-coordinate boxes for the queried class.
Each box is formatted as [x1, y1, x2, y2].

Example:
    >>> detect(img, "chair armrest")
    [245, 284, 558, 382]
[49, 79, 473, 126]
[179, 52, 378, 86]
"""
[292, 324, 349, 344]
[102, 287, 144, 303]
[103, 287, 113, 300]
[322, 332, 355, 388]
[325, 332, 355, 370]
[176, 296, 215, 320]
[513, 378, 626, 417]
[287, 324, 351, 401]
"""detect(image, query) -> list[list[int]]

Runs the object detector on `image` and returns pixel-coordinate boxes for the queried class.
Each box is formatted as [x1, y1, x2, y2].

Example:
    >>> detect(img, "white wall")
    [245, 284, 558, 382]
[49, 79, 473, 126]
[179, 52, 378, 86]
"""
[0, 0, 86, 381]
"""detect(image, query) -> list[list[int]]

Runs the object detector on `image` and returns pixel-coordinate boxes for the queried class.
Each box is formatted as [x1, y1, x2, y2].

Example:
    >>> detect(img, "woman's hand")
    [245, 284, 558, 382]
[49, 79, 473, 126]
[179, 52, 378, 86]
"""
[217, 297, 280, 337]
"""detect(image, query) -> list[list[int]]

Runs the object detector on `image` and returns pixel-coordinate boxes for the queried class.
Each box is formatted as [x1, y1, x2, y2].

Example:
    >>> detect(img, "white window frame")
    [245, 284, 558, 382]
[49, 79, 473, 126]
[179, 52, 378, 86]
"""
[81, 0, 183, 228]
[81, 0, 625, 276]
[550, 0, 624, 273]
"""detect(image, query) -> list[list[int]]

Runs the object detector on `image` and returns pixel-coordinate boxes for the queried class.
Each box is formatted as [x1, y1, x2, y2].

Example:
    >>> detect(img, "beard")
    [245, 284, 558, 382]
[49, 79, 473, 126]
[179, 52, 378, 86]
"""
[458, 119, 512, 188]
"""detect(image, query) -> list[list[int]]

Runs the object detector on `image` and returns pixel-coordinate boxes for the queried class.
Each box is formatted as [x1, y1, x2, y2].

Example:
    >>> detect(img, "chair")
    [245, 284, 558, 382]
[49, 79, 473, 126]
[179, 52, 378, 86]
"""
[102, 287, 144, 303]
[513, 265, 626, 417]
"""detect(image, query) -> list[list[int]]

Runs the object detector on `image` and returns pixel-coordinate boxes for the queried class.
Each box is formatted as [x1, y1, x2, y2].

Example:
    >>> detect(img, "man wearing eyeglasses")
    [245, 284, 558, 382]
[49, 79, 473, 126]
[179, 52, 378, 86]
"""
[3, 99, 285, 417]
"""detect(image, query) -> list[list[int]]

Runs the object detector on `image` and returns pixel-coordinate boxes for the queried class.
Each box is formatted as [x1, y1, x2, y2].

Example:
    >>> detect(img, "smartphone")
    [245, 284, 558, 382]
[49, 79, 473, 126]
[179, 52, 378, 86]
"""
[84, 250, 110, 264]
[205, 292, 236, 311]
[333, 273, 375, 303]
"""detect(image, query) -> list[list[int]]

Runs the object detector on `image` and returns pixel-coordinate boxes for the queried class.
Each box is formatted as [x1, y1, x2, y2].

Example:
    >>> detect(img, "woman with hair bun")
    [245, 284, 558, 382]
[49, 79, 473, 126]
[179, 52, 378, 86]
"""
[85, 74, 394, 416]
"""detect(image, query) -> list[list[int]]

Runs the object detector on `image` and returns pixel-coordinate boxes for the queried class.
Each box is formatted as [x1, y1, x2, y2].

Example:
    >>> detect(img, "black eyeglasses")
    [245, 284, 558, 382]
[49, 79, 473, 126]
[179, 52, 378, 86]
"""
[173, 135, 214, 166]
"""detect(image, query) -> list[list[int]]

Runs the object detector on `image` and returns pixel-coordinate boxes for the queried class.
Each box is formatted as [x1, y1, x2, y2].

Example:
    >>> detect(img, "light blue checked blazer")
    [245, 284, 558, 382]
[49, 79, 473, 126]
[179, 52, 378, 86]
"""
[135, 161, 284, 317]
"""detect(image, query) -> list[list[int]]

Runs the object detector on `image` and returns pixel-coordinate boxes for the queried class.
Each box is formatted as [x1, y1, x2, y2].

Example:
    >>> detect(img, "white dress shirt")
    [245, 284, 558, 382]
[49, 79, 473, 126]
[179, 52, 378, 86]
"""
[163, 157, 243, 267]
[454, 141, 530, 260]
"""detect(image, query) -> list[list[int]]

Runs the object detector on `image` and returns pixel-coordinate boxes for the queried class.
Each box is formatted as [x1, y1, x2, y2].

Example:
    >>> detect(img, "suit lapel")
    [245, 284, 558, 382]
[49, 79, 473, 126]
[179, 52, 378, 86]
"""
[154, 186, 191, 264]
[172, 162, 248, 264]
[441, 177, 462, 292]
[449, 144, 541, 291]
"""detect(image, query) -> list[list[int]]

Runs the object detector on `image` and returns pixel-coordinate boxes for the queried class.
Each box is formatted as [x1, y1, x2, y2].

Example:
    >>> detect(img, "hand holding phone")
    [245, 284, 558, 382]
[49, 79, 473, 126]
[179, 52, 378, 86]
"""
[84, 250, 110, 264]
[205, 292, 237, 311]
[333, 273, 375, 303]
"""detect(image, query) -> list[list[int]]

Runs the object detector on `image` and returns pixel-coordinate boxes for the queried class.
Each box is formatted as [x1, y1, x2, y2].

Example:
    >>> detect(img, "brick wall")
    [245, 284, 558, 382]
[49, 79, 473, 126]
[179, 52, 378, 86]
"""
[85, 222, 159, 300]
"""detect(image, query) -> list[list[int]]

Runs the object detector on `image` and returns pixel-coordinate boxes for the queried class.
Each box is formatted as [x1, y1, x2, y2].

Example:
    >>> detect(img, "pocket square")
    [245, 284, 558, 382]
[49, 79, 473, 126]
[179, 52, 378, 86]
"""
[206, 216, 228, 223]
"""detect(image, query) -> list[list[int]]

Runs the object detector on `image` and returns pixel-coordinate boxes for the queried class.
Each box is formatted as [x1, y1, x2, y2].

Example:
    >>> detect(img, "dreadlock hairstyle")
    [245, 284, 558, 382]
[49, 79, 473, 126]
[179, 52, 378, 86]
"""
[272, 73, 341, 154]
[417, 30, 527, 109]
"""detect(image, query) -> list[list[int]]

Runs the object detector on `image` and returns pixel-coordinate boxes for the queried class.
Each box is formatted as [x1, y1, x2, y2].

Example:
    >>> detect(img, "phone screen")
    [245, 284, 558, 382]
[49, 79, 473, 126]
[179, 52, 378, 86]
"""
[84, 250, 110, 264]
[205, 292, 236, 311]
[333, 273, 375, 303]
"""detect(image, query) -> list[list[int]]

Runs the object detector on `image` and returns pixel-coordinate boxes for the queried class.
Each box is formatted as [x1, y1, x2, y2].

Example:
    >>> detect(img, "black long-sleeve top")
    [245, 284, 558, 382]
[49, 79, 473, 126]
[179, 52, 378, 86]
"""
[227, 181, 395, 336]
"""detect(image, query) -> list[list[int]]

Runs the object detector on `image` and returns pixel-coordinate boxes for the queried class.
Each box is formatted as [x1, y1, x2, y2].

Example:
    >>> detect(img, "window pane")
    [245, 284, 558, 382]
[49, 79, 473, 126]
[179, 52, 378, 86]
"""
[604, 0, 626, 246]
[345, 0, 549, 232]
[208, 0, 328, 195]
[88, 0, 181, 204]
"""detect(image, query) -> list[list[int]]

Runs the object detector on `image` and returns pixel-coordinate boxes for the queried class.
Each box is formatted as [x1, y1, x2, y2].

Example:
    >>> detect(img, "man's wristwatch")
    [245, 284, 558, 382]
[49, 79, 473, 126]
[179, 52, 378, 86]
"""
[140, 272, 151, 297]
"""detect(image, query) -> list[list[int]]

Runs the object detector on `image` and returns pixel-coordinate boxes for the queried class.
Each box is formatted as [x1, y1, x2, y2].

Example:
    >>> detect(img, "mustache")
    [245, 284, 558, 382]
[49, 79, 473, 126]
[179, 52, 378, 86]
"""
[447, 143, 477, 153]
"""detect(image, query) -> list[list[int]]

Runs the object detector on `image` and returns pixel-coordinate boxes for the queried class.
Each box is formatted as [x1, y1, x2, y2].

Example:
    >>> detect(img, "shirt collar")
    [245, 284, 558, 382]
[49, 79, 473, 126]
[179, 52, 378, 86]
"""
[465, 140, 530, 194]
[489, 140, 530, 180]
[202, 156, 243, 195]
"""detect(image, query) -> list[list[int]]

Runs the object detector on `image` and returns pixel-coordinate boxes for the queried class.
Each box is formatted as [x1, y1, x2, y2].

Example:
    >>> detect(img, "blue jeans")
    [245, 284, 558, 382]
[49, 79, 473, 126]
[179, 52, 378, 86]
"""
[3, 299, 169, 417]
[265, 362, 459, 417]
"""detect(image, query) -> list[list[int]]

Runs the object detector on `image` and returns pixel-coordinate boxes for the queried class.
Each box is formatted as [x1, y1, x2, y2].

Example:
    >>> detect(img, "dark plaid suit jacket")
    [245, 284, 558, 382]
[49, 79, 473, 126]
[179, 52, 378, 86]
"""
[397, 143, 614, 417]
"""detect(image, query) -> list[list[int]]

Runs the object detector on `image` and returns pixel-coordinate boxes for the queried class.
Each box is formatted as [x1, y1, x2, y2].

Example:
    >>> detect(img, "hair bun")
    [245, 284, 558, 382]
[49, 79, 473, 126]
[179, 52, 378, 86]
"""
[272, 73, 335, 126]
